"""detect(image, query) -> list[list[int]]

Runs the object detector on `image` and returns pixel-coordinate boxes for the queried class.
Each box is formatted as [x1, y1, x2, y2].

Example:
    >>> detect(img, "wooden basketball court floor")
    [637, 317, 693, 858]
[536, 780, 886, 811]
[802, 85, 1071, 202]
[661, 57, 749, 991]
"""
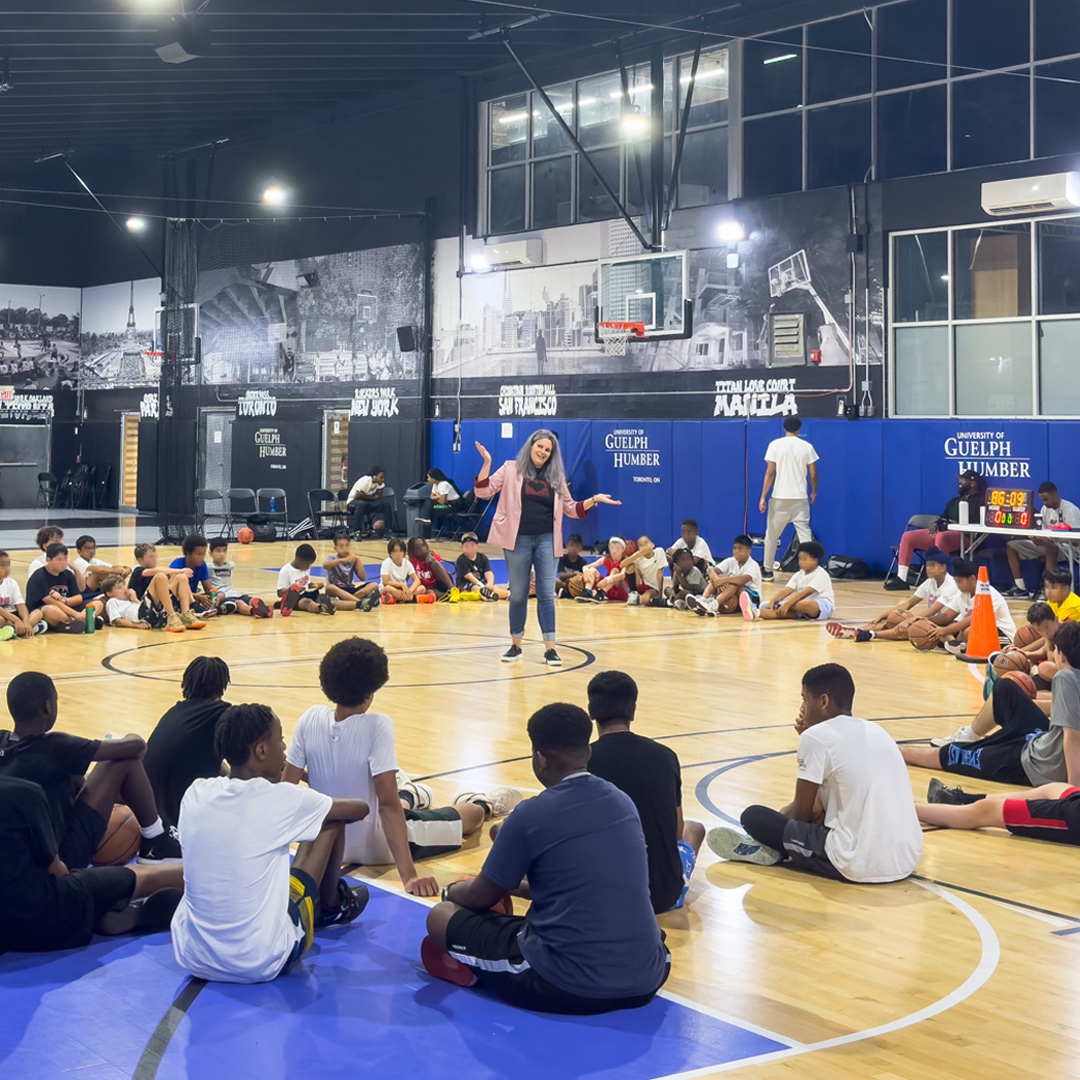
[1, 531, 1077, 1079]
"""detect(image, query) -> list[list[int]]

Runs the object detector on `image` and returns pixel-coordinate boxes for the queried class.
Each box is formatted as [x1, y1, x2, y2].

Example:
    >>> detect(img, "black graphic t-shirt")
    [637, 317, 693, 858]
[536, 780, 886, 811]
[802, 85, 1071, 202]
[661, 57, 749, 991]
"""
[519, 477, 555, 537]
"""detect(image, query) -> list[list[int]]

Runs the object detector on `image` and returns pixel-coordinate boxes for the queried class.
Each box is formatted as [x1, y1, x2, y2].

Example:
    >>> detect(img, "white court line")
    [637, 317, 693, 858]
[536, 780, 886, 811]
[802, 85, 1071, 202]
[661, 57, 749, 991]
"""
[654, 880, 1001, 1079]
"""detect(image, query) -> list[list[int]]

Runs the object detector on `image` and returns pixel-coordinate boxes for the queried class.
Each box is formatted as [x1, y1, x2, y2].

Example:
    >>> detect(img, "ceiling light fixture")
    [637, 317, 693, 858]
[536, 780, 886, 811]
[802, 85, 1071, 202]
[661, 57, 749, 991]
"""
[716, 219, 746, 242]
[261, 183, 290, 207]
[620, 106, 649, 139]
[154, 15, 211, 64]
[125, 217, 148, 232]
[763, 53, 798, 65]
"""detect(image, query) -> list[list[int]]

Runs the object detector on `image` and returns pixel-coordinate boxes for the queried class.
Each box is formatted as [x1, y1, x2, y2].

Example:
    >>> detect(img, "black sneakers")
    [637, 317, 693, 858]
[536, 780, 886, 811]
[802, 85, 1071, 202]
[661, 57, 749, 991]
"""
[501, 644, 523, 662]
[97, 887, 183, 936]
[318, 879, 370, 927]
[137, 827, 183, 864]
[927, 777, 984, 805]
[544, 649, 563, 666]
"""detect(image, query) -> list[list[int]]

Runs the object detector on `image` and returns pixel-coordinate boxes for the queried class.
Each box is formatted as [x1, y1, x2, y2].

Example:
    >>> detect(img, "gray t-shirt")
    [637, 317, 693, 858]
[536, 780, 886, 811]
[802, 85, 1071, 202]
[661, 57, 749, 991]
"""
[1021, 667, 1080, 784]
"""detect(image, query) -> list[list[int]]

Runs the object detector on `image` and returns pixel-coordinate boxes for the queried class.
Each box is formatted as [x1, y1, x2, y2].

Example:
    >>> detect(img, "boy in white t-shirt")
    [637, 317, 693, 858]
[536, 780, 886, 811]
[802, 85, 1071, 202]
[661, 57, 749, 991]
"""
[665, 519, 713, 573]
[707, 663, 922, 883]
[759, 416, 819, 580]
[172, 703, 371, 984]
[283, 638, 521, 894]
[0, 549, 46, 639]
[621, 535, 668, 607]
[72, 535, 131, 597]
[277, 543, 335, 616]
[923, 558, 1017, 655]
[101, 574, 187, 632]
[380, 538, 427, 604]
[208, 538, 271, 618]
[688, 534, 762, 620]
[758, 541, 834, 622]
[25, 525, 66, 592]
[828, 547, 961, 643]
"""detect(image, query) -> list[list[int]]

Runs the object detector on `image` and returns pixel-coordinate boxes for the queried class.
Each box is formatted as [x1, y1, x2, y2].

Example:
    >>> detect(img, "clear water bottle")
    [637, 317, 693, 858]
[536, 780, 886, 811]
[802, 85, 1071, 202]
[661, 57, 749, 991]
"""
[270, 497, 277, 513]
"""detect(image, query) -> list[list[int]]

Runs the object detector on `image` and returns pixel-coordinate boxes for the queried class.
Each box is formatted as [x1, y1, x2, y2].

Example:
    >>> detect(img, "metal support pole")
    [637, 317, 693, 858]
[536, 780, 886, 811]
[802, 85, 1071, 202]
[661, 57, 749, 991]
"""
[663, 40, 702, 231]
[649, 45, 665, 250]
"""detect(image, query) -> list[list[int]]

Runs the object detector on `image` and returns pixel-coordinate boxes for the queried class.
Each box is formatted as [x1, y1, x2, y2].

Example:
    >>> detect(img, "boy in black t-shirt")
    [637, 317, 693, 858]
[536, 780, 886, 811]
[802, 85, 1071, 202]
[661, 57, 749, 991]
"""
[128, 543, 206, 628]
[455, 532, 507, 600]
[586, 671, 704, 912]
[554, 533, 587, 598]
[26, 543, 102, 632]
[0, 777, 183, 953]
[0, 671, 181, 865]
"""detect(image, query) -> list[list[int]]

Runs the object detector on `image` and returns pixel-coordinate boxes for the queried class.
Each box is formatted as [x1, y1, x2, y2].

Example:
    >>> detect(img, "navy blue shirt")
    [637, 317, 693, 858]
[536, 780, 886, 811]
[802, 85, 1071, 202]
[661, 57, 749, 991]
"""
[169, 557, 210, 586]
[480, 771, 669, 999]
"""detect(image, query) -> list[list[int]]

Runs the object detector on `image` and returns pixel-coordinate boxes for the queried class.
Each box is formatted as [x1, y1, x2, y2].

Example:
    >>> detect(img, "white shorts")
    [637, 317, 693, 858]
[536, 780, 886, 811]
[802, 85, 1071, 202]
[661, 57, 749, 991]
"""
[1007, 538, 1067, 561]
[797, 597, 834, 622]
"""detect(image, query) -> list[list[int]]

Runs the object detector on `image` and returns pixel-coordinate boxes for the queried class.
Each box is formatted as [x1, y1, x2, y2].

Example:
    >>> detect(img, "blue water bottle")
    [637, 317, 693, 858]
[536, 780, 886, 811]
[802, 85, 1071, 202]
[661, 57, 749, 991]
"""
[270, 497, 277, 513]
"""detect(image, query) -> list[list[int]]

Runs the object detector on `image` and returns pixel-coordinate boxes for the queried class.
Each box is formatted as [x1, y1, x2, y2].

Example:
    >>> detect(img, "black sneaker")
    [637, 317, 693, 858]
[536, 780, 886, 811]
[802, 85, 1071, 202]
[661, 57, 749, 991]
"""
[218, 599, 239, 615]
[318, 593, 336, 615]
[760, 570, 774, 582]
[883, 578, 910, 591]
[137, 827, 183, 864]
[927, 777, 984, 805]
[501, 644, 523, 662]
[544, 649, 563, 666]
[318, 879, 370, 928]
[1003, 585, 1029, 598]
[591, 591, 608, 603]
[359, 592, 378, 612]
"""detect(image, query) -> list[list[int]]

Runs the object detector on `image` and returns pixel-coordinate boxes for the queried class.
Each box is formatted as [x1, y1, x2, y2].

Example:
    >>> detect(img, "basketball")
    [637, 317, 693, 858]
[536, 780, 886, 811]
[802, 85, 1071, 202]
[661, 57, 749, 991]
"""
[92, 805, 141, 866]
[1000, 670, 1038, 699]
[237, 527, 255, 544]
[567, 572, 586, 597]
[992, 649, 1029, 673]
[622, 539, 637, 559]
[1013, 624, 1043, 649]
[453, 875, 513, 915]
[907, 617, 939, 651]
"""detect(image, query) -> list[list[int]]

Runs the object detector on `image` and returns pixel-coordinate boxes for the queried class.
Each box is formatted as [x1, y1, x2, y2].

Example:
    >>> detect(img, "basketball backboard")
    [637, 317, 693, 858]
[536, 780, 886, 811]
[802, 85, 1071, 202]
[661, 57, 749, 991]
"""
[596, 250, 691, 341]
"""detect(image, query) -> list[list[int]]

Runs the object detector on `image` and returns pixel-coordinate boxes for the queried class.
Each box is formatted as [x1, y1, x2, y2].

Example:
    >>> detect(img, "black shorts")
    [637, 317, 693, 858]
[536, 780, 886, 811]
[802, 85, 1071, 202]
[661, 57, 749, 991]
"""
[937, 679, 1046, 786]
[280, 868, 321, 976]
[138, 594, 167, 629]
[59, 800, 109, 870]
[1004, 787, 1080, 845]
[445, 909, 668, 1015]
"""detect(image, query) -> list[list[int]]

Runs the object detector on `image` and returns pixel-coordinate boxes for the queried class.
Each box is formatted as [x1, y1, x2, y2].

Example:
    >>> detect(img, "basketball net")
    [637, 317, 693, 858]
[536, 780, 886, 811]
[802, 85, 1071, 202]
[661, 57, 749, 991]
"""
[966, 566, 1000, 661]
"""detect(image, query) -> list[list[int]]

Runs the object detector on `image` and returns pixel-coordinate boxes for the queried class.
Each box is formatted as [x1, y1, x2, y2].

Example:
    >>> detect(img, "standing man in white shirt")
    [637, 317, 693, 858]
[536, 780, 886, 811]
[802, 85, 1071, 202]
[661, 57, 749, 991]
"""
[759, 416, 819, 581]
[347, 465, 390, 538]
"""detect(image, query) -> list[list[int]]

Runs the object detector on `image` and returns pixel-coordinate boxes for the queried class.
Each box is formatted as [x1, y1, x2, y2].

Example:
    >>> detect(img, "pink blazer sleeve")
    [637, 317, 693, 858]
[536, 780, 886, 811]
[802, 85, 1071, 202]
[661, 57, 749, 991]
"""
[475, 461, 508, 498]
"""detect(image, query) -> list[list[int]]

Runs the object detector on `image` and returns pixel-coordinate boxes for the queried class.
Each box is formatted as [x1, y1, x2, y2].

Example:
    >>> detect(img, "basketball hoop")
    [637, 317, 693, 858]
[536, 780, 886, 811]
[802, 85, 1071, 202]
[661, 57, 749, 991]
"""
[598, 321, 645, 357]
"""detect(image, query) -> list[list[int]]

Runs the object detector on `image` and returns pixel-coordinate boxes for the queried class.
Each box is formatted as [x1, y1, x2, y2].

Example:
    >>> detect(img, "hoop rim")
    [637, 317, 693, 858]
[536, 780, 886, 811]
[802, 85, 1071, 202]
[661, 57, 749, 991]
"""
[598, 320, 646, 339]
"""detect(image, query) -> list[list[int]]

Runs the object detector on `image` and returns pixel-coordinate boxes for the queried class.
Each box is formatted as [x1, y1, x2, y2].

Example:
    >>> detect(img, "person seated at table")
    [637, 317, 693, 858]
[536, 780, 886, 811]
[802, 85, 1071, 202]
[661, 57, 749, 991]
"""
[1005, 482, 1080, 597]
[886, 469, 986, 591]
[346, 466, 390, 538]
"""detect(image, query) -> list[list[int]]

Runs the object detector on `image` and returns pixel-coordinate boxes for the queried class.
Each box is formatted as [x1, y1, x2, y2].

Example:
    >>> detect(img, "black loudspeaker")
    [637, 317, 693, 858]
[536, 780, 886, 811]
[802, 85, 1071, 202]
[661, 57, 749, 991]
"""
[396, 325, 417, 352]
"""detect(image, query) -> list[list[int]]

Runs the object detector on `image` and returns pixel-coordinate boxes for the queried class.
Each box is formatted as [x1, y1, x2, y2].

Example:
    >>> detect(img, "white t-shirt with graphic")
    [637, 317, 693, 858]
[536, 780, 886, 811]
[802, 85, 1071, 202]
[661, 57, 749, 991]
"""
[955, 585, 1017, 641]
[714, 555, 763, 593]
[796, 715, 923, 883]
[277, 563, 317, 592]
[786, 565, 835, 605]
[914, 573, 961, 612]
[765, 435, 819, 500]
[0, 577, 25, 610]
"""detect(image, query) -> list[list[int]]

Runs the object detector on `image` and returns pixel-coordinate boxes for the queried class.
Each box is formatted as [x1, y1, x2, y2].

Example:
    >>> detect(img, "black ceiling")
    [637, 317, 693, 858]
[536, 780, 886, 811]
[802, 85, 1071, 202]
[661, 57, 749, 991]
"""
[0, 0, 867, 166]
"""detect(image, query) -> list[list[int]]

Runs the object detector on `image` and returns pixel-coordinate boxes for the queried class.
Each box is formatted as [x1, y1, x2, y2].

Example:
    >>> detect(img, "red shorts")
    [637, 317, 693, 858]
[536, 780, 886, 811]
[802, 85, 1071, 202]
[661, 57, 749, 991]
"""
[605, 583, 630, 601]
[1003, 786, 1080, 845]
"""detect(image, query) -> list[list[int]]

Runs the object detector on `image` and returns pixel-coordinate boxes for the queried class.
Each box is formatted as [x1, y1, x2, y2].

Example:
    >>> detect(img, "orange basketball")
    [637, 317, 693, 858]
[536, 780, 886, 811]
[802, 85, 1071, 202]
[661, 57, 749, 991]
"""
[92, 805, 141, 866]
[237, 527, 255, 544]
[992, 649, 1029, 673]
[622, 539, 637, 559]
[1013, 624, 1043, 649]
[453, 875, 513, 915]
[907, 617, 939, 651]
[567, 572, 586, 598]
[1000, 670, 1037, 699]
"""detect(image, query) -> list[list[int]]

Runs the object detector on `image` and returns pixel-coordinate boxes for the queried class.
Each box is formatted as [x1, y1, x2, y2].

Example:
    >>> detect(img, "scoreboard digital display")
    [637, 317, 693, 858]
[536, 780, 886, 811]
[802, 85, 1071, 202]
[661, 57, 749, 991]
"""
[984, 488, 1035, 529]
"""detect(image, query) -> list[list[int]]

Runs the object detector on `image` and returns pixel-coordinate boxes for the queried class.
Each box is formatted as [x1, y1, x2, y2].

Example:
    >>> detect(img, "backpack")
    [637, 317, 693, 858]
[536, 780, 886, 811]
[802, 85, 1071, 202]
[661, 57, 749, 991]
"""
[246, 513, 277, 542]
[823, 554, 870, 580]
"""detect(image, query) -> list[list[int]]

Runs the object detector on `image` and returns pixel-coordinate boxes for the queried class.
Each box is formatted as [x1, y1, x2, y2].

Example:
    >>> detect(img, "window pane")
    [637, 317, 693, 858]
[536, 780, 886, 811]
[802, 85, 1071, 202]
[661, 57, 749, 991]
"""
[953, 0, 1030, 74]
[1039, 221, 1080, 315]
[532, 157, 572, 229]
[743, 30, 803, 116]
[1035, 59, 1080, 158]
[578, 147, 621, 221]
[489, 166, 525, 233]
[490, 95, 528, 166]
[808, 14, 871, 104]
[894, 326, 950, 415]
[877, 0, 947, 90]
[677, 127, 728, 206]
[627, 138, 672, 214]
[1039, 320, 1080, 413]
[808, 100, 871, 188]
[680, 48, 729, 126]
[894, 232, 950, 322]
[1035, 0, 1080, 60]
[877, 85, 947, 179]
[953, 225, 1032, 319]
[531, 84, 573, 157]
[578, 67, 652, 149]
[952, 74, 1030, 170]
[955, 322, 1033, 415]
[743, 113, 802, 196]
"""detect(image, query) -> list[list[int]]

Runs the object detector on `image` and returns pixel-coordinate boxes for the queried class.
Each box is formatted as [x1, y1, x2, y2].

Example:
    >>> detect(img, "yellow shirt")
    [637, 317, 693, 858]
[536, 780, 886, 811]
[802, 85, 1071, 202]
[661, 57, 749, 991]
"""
[1049, 592, 1080, 623]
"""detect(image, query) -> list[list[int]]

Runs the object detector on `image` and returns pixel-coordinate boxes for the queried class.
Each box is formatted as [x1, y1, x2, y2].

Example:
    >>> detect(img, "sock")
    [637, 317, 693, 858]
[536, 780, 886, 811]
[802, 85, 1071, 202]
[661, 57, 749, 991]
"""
[140, 817, 164, 840]
[1013, 578, 1026, 590]
[957, 724, 977, 742]
[896, 566, 909, 582]
[867, 630, 876, 639]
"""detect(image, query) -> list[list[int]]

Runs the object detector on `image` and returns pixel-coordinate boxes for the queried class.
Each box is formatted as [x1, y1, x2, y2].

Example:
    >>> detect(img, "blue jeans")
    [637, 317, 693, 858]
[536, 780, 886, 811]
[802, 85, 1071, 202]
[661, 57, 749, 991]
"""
[503, 532, 556, 642]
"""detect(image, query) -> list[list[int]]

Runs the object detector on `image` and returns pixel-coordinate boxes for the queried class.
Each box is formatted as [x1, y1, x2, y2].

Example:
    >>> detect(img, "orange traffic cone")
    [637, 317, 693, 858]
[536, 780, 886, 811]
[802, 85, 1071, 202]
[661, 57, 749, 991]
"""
[965, 565, 1000, 661]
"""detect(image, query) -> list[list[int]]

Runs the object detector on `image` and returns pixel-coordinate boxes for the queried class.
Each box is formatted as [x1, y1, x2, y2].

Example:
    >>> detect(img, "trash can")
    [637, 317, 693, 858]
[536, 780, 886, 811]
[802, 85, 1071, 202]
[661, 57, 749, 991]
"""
[404, 482, 431, 537]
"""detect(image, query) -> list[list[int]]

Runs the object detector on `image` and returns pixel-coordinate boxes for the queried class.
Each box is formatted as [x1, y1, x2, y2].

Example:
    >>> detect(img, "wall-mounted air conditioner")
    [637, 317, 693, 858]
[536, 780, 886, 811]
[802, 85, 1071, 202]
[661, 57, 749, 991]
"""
[981, 172, 1080, 217]
[484, 239, 546, 266]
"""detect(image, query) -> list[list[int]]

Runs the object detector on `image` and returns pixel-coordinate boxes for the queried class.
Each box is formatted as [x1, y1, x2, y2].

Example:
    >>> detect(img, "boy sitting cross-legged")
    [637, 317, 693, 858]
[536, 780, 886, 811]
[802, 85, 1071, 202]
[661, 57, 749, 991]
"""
[576, 536, 630, 603]
[620, 536, 668, 607]
[687, 534, 762, 619]
[421, 702, 671, 1014]
[277, 543, 336, 616]
[283, 638, 521, 895]
[456, 532, 507, 600]
[322, 530, 381, 611]
[171, 703, 371, 984]
[0, 548, 46, 639]
[827, 546, 960, 643]
[758, 541, 834, 623]
[26, 543, 103, 633]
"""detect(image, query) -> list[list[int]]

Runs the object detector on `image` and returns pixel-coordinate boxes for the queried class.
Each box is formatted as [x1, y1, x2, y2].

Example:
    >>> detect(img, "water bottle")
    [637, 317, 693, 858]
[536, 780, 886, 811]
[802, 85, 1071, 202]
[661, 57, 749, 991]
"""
[270, 497, 277, 513]
[84, 606, 95, 634]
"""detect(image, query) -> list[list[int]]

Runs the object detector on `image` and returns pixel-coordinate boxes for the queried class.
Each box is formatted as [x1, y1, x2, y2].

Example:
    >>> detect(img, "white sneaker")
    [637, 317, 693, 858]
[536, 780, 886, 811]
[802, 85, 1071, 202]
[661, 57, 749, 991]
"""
[706, 827, 782, 866]
[455, 787, 524, 819]
[674, 599, 687, 610]
[825, 621, 857, 640]
[627, 591, 640, 606]
[930, 724, 977, 747]
[398, 773, 434, 810]
[685, 594, 710, 616]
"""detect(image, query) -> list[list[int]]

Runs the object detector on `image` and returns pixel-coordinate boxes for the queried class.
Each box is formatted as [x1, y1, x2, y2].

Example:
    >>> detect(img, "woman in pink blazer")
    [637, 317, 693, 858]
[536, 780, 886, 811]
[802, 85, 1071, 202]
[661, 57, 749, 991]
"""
[475, 429, 620, 666]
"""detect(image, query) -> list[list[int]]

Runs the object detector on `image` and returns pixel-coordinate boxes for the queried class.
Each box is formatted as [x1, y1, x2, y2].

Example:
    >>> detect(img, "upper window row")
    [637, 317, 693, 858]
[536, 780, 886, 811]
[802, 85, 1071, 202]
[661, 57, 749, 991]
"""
[746, 0, 1080, 115]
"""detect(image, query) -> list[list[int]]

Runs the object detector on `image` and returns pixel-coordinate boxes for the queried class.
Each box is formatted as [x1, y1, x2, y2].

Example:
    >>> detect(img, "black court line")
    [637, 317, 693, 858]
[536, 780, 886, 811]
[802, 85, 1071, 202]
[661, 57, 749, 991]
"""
[911, 874, 1080, 930]
[132, 977, 206, 1080]
[100, 631, 596, 689]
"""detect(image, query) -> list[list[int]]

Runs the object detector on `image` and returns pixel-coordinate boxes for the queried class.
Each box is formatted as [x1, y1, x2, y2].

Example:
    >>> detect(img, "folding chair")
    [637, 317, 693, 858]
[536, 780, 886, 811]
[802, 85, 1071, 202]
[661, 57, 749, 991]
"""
[195, 489, 228, 536]
[256, 487, 289, 532]
[431, 492, 488, 541]
[36, 472, 58, 510]
[225, 487, 257, 538]
[308, 488, 346, 538]
[884, 513, 940, 586]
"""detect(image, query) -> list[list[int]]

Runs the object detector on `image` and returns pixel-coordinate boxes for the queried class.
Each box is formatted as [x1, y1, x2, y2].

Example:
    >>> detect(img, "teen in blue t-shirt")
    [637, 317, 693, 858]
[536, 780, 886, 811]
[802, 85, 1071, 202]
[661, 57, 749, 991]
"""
[421, 702, 670, 1014]
[169, 534, 212, 598]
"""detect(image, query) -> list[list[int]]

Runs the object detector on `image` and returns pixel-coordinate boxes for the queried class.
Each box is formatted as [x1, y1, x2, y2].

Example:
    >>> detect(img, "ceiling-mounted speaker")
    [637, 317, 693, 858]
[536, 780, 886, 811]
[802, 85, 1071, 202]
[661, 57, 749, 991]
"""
[155, 17, 212, 64]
